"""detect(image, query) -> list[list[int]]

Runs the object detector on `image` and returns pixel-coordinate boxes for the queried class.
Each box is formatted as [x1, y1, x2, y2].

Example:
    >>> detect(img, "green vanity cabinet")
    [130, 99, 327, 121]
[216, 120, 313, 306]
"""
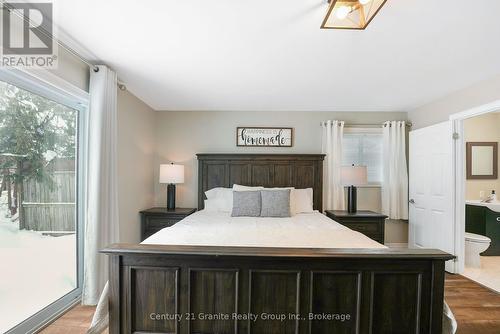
[466, 204, 500, 256]
[466, 204, 486, 235]
[484, 209, 500, 255]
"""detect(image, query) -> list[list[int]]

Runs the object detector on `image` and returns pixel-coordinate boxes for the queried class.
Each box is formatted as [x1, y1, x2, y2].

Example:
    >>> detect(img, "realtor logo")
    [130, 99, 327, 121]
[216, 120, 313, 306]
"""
[1, 2, 58, 68]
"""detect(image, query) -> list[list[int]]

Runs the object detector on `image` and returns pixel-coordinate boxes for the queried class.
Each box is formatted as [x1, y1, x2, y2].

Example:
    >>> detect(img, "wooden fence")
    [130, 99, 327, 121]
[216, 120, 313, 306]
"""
[22, 171, 76, 233]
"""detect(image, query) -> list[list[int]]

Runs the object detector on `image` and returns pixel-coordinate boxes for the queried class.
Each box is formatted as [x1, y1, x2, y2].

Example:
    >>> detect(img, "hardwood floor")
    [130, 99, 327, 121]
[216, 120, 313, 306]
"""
[39, 305, 107, 334]
[445, 274, 500, 334]
[39, 274, 500, 334]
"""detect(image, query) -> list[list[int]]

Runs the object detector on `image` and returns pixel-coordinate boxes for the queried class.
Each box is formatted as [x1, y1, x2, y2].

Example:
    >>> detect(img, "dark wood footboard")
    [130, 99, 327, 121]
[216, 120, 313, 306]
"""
[102, 244, 454, 334]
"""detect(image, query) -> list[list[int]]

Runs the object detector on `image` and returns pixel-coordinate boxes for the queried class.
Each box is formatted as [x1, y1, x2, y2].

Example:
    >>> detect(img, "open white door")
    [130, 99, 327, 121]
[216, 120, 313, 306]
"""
[409, 121, 457, 273]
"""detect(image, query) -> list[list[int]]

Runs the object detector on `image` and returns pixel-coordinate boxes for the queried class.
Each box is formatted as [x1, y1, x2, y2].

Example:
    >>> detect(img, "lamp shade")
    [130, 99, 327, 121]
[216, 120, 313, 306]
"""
[321, 0, 388, 30]
[341, 165, 367, 185]
[159, 164, 185, 184]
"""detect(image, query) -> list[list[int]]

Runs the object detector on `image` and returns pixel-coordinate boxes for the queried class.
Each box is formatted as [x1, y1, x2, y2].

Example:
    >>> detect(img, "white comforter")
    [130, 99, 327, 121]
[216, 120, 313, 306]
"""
[143, 210, 386, 249]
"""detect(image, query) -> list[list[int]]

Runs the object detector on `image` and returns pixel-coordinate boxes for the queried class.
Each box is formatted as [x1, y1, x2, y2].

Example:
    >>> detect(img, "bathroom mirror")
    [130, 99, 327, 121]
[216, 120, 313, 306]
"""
[466, 142, 498, 179]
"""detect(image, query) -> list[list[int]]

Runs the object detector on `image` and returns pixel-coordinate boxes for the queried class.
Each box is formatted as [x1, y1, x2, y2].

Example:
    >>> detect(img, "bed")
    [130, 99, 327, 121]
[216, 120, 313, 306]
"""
[102, 154, 454, 334]
[142, 210, 386, 249]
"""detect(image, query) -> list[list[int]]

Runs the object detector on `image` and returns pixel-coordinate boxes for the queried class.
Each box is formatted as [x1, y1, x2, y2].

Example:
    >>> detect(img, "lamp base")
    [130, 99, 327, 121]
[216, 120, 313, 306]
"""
[347, 185, 357, 213]
[167, 184, 176, 210]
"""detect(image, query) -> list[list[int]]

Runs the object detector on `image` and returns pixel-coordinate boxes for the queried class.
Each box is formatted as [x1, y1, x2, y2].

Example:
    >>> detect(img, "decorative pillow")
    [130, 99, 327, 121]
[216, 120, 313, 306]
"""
[291, 188, 314, 214]
[260, 189, 291, 217]
[231, 191, 262, 217]
[204, 187, 233, 212]
[261, 187, 313, 215]
[233, 184, 264, 192]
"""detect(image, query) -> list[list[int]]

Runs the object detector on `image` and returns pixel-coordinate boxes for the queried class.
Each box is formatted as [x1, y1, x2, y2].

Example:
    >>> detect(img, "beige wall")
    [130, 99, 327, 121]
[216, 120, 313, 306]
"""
[154, 110, 408, 244]
[117, 90, 157, 243]
[408, 74, 500, 129]
[464, 113, 500, 200]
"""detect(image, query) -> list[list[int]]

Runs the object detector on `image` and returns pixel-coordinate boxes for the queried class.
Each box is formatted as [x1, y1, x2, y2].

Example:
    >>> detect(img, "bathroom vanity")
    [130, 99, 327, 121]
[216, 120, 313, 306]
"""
[466, 201, 500, 256]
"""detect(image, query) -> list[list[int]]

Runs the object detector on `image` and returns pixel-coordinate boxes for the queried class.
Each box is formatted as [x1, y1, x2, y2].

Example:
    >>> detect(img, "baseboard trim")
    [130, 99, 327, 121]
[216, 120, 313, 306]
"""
[385, 242, 409, 249]
[32, 297, 81, 334]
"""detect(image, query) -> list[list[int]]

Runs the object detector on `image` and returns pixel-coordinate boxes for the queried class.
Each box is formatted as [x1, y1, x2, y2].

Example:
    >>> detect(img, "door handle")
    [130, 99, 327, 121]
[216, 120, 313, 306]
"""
[409, 199, 415, 204]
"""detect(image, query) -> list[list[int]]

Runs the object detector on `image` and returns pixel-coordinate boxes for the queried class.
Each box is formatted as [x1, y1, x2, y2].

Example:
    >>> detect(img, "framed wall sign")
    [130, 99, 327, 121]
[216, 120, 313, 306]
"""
[236, 127, 293, 147]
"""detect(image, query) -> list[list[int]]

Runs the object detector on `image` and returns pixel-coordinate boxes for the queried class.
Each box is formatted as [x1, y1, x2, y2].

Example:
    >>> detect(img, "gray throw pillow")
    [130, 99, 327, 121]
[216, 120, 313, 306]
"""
[231, 191, 262, 217]
[260, 189, 291, 217]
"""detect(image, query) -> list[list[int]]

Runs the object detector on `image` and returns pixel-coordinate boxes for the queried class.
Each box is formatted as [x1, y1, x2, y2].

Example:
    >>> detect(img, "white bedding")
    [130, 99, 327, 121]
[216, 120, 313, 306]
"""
[143, 210, 386, 249]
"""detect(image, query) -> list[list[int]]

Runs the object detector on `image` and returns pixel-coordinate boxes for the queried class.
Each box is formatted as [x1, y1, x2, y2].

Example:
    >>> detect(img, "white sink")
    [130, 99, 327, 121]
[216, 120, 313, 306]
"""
[466, 200, 500, 213]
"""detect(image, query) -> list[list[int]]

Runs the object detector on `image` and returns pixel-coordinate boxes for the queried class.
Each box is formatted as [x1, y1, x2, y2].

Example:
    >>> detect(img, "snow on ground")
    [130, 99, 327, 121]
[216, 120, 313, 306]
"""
[0, 192, 76, 333]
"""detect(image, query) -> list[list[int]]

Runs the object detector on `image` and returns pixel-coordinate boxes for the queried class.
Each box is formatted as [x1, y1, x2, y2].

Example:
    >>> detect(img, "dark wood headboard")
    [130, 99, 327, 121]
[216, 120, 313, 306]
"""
[197, 154, 325, 211]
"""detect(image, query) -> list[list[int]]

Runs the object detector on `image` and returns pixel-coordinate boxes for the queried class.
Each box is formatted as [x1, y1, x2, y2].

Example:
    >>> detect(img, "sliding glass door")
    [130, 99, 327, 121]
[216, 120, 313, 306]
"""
[0, 70, 87, 334]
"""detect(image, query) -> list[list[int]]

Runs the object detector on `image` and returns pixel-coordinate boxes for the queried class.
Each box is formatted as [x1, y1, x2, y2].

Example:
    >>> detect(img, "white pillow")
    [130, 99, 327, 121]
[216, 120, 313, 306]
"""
[205, 187, 228, 199]
[204, 199, 230, 212]
[204, 187, 233, 212]
[204, 199, 216, 211]
[290, 188, 314, 215]
[232, 184, 264, 191]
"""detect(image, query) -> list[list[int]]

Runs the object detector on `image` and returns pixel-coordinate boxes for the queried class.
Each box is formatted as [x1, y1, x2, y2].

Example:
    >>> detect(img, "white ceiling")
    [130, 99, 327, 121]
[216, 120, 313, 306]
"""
[53, 0, 500, 112]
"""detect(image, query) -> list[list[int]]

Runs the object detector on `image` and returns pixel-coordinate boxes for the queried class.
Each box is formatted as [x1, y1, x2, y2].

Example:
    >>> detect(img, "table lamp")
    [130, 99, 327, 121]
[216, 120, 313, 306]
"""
[159, 163, 185, 210]
[341, 165, 367, 213]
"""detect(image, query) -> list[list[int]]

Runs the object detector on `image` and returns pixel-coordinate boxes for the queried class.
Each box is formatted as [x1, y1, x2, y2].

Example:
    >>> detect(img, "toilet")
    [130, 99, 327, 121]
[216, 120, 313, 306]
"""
[465, 232, 491, 268]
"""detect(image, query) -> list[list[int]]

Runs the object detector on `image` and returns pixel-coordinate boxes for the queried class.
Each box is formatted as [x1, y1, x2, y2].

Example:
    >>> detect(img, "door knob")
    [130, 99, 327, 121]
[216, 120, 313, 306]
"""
[409, 199, 415, 204]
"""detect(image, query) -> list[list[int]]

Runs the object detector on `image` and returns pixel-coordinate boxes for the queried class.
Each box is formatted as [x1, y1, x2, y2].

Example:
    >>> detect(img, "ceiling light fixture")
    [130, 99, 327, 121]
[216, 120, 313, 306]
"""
[321, 0, 388, 30]
[335, 5, 352, 19]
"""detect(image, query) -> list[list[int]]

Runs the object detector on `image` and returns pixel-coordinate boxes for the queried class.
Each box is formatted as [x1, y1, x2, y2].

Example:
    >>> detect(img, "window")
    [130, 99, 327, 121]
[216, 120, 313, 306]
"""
[0, 70, 88, 334]
[342, 129, 383, 185]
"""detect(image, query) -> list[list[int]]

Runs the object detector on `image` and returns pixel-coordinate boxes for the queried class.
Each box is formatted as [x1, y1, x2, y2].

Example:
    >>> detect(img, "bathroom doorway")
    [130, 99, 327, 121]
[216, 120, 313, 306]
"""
[460, 111, 500, 292]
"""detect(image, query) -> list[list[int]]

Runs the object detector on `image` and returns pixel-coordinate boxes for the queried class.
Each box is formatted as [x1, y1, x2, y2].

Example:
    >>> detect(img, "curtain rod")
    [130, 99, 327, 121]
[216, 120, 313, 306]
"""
[55, 41, 127, 91]
[3, 4, 126, 91]
[320, 122, 412, 127]
[55, 41, 128, 91]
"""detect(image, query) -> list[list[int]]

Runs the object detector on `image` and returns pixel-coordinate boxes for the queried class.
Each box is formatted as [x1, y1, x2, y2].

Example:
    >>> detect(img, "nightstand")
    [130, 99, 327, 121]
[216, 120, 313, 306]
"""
[140, 207, 196, 241]
[325, 210, 388, 244]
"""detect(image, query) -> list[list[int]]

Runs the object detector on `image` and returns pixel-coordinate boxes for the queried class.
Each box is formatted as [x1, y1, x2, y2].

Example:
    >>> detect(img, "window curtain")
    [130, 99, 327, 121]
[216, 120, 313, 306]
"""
[382, 121, 409, 220]
[321, 120, 345, 210]
[82, 65, 119, 305]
